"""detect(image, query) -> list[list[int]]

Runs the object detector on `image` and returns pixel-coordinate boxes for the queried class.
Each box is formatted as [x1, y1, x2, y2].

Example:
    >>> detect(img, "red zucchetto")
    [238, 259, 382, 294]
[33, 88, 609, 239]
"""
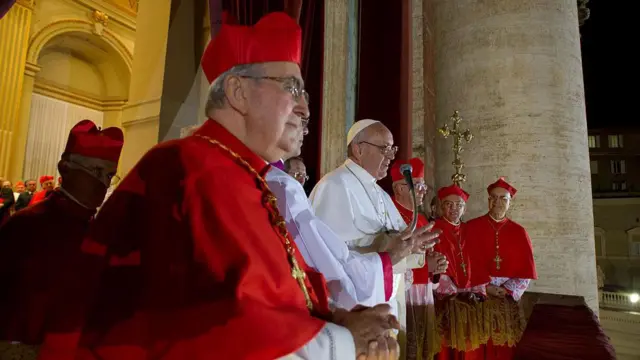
[487, 177, 517, 197]
[63, 120, 124, 163]
[390, 157, 425, 182]
[437, 184, 470, 202]
[39, 175, 54, 185]
[201, 12, 302, 83]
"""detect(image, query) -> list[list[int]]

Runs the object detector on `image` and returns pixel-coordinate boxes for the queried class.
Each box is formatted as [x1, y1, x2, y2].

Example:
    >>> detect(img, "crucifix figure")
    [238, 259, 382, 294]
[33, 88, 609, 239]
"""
[289, 255, 314, 310]
[438, 111, 473, 187]
[494, 254, 503, 270]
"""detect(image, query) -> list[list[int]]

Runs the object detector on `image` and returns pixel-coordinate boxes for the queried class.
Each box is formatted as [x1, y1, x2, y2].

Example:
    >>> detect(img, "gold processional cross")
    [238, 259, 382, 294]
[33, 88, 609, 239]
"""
[438, 111, 473, 276]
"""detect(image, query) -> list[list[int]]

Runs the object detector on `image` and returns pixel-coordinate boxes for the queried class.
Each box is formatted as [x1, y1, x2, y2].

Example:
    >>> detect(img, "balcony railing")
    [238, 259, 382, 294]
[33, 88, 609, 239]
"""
[600, 291, 640, 311]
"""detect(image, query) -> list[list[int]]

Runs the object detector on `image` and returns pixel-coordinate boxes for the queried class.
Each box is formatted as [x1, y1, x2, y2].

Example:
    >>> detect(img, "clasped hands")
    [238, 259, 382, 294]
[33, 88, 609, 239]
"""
[486, 284, 507, 298]
[332, 304, 400, 360]
[384, 222, 441, 265]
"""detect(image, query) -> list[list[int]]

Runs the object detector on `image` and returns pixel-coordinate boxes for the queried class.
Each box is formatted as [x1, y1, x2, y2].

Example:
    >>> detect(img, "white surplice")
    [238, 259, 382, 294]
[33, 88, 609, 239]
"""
[310, 159, 408, 328]
[266, 166, 391, 310]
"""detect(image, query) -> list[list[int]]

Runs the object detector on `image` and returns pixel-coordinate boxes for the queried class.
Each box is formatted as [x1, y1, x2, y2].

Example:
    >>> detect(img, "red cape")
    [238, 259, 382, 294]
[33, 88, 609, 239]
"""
[466, 214, 537, 282]
[28, 189, 47, 206]
[0, 191, 95, 344]
[61, 119, 329, 360]
[392, 197, 431, 284]
[432, 218, 488, 288]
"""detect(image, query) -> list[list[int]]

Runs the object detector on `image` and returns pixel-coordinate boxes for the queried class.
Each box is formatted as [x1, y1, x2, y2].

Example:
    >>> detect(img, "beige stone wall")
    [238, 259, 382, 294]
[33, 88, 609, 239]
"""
[433, 0, 598, 310]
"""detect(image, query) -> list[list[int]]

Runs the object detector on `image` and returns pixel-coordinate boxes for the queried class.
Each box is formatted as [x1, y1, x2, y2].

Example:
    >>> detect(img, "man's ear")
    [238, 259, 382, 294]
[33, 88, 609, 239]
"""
[224, 75, 249, 115]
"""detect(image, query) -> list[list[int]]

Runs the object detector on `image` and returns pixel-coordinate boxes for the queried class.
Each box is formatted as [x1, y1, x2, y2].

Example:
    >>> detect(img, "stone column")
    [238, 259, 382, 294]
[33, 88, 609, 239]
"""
[433, 0, 598, 310]
[8, 61, 40, 181]
[0, 0, 33, 181]
[118, 0, 171, 174]
[320, 0, 354, 176]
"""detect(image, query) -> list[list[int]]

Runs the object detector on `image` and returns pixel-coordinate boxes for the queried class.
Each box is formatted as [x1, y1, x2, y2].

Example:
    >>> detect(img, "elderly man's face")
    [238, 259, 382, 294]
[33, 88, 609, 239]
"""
[352, 124, 396, 180]
[440, 195, 466, 224]
[62, 155, 118, 209]
[242, 62, 309, 162]
[15, 183, 25, 193]
[26, 181, 36, 192]
[42, 180, 54, 191]
[1, 181, 11, 190]
[488, 187, 511, 220]
[287, 159, 308, 186]
[393, 176, 427, 206]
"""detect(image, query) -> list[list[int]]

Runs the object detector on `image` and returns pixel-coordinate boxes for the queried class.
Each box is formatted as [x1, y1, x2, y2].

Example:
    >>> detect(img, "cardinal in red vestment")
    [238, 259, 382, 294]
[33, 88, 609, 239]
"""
[28, 175, 55, 206]
[466, 178, 537, 360]
[0, 120, 124, 357]
[38, 12, 400, 360]
[390, 158, 448, 360]
[430, 184, 491, 360]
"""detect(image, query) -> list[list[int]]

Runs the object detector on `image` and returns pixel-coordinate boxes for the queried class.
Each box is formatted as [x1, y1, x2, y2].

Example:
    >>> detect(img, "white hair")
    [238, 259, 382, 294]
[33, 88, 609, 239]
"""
[205, 64, 264, 115]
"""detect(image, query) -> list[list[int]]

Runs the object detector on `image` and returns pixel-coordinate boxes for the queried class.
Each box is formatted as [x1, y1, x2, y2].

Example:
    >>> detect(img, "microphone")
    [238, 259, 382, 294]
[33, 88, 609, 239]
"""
[399, 163, 414, 191]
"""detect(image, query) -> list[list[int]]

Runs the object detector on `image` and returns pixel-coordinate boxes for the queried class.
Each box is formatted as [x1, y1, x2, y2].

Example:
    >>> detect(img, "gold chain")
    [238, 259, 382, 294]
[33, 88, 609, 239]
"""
[486, 216, 508, 271]
[195, 135, 313, 310]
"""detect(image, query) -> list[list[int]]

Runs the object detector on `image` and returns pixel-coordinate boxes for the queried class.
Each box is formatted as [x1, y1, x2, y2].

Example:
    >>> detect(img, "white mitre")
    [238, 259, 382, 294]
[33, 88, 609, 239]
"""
[346, 119, 380, 145]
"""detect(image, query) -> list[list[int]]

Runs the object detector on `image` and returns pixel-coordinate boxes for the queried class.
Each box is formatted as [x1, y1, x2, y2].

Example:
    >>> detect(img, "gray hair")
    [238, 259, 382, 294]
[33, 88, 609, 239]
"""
[205, 64, 264, 115]
[347, 130, 366, 158]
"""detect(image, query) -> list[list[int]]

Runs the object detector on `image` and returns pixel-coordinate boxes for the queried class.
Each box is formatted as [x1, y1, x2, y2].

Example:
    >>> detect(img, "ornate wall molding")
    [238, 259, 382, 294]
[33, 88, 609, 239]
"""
[16, 0, 35, 10]
[33, 78, 127, 112]
[27, 19, 133, 72]
[70, 0, 136, 31]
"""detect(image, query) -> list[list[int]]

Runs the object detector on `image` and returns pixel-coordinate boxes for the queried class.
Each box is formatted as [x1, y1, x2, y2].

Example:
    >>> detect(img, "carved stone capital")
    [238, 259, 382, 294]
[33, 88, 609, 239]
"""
[578, 0, 590, 26]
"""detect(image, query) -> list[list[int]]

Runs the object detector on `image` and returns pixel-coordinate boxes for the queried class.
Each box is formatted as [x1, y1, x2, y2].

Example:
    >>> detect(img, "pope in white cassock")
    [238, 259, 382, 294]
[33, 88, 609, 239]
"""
[266, 119, 439, 313]
[310, 119, 424, 333]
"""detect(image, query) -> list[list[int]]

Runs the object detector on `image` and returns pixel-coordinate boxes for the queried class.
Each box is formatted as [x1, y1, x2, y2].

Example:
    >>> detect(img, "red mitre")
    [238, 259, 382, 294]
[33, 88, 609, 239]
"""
[63, 120, 124, 163]
[390, 157, 425, 182]
[487, 177, 517, 197]
[437, 184, 469, 202]
[201, 12, 302, 83]
[39, 175, 54, 185]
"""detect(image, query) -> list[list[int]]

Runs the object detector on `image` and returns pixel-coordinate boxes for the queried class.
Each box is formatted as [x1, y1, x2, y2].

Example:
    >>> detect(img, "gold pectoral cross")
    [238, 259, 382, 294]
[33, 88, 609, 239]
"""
[289, 255, 313, 310]
[494, 254, 502, 270]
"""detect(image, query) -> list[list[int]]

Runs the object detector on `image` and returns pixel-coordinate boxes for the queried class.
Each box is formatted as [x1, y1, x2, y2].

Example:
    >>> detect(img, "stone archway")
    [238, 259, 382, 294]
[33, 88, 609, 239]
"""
[27, 19, 133, 72]
[15, 18, 134, 180]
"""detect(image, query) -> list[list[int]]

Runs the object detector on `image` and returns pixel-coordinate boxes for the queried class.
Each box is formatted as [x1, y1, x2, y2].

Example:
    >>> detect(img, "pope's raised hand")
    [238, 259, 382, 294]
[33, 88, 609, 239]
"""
[385, 222, 441, 265]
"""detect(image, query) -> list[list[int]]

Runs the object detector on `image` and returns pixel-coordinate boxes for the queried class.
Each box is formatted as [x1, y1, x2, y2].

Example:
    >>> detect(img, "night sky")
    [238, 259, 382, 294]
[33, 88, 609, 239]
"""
[580, 1, 637, 129]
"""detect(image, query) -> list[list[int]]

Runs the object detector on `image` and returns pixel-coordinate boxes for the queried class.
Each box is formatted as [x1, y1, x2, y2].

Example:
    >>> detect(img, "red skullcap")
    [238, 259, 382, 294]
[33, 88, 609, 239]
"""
[201, 12, 302, 84]
[39, 175, 54, 185]
[487, 177, 517, 197]
[63, 120, 124, 163]
[437, 184, 470, 202]
[390, 158, 425, 182]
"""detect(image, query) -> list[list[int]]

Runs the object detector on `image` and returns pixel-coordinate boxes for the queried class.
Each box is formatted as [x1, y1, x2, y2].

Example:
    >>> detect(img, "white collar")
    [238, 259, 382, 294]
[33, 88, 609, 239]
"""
[345, 159, 377, 184]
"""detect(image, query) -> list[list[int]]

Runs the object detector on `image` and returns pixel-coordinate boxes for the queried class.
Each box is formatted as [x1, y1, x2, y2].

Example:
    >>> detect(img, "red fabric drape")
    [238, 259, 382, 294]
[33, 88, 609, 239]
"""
[514, 303, 616, 360]
[0, 0, 16, 20]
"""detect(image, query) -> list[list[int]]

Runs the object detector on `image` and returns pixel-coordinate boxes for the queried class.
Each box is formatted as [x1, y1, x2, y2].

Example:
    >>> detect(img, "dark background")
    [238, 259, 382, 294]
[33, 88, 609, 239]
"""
[581, 1, 637, 129]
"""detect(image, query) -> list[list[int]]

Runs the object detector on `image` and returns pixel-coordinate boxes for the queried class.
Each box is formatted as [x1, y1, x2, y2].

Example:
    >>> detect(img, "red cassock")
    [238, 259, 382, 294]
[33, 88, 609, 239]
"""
[466, 214, 537, 286]
[432, 219, 477, 289]
[392, 197, 432, 284]
[0, 191, 96, 344]
[466, 214, 537, 360]
[60, 119, 330, 360]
